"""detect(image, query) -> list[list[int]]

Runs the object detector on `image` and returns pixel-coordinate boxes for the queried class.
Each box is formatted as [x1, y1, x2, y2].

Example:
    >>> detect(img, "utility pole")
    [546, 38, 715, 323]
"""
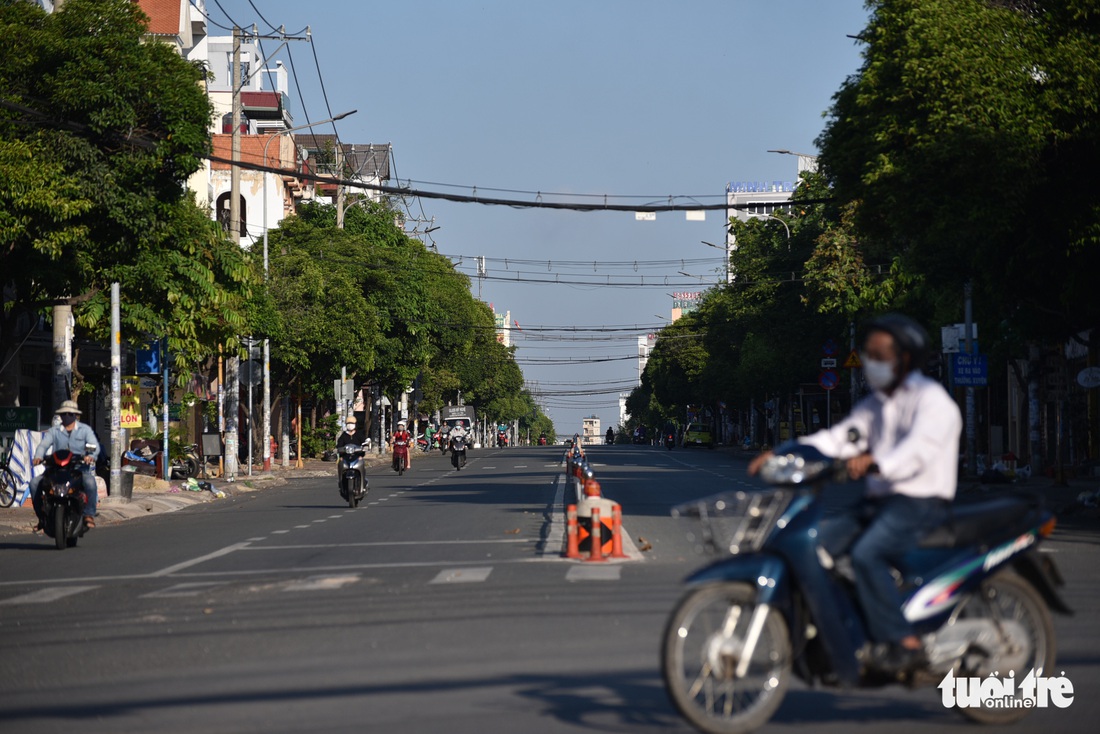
[224, 25, 243, 481]
[51, 302, 72, 408]
[110, 283, 126, 500]
[335, 141, 345, 229]
[964, 281, 977, 478]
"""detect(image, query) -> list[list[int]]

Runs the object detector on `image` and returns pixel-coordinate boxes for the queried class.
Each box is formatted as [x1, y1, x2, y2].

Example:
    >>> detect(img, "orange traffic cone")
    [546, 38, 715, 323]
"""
[564, 504, 580, 559]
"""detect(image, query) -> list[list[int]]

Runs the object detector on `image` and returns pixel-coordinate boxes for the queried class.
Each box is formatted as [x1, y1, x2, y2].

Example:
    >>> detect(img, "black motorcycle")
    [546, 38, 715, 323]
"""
[664, 431, 676, 450]
[38, 443, 96, 550]
[450, 433, 467, 470]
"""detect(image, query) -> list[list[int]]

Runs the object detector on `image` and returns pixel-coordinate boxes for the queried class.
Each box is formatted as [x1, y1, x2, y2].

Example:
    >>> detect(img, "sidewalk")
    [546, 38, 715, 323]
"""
[0, 454, 392, 537]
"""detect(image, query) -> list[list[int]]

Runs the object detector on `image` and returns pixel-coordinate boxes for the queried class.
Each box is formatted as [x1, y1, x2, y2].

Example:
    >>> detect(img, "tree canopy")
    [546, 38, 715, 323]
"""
[816, 0, 1100, 342]
[0, 0, 255, 400]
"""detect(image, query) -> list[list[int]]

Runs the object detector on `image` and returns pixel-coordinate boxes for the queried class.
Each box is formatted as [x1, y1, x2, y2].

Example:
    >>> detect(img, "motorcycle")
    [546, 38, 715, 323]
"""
[497, 430, 508, 448]
[538, 435, 548, 446]
[450, 433, 467, 470]
[336, 442, 369, 507]
[392, 436, 410, 475]
[416, 434, 432, 453]
[664, 431, 676, 450]
[170, 443, 202, 479]
[38, 443, 97, 550]
[662, 442, 1070, 734]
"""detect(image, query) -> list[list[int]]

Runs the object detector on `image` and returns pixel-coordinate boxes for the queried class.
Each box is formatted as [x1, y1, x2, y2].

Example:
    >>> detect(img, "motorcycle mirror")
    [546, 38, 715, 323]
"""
[847, 428, 861, 444]
[84, 442, 97, 453]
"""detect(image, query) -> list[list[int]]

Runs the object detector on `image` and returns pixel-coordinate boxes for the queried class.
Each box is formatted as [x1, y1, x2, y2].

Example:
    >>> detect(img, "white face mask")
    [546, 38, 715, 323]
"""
[346, 424, 356, 432]
[862, 356, 897, 391]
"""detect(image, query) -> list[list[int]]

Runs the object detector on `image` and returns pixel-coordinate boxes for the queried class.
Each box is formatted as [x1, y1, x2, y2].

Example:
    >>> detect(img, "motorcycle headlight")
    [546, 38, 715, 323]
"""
[759, 445, 833, 486]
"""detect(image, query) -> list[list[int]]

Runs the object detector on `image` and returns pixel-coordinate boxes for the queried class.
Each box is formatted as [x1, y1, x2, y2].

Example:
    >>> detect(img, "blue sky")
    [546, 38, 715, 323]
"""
[210, 0, 872, 436]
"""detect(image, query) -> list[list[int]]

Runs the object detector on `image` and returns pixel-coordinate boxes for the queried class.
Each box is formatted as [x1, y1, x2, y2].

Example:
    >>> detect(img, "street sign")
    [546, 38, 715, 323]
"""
[0, 406, 39, 432]
[1078, 367, 1100, 389]
[821, 358, 837, 368]
[239, 360, 262, 387]
[121, 376, 143, 429]
[818, 370, 840, 391]
[843, 350, 862, 369]
[822, 339, 839, 356]
[952, 353, 988, 386]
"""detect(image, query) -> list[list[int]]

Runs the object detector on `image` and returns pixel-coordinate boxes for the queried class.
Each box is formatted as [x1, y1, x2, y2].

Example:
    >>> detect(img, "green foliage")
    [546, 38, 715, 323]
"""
[267, 201, 529, 422]
[301, 413, 340, 458]
[816, 0, 1100, 341]
[0, 0, 254, 398]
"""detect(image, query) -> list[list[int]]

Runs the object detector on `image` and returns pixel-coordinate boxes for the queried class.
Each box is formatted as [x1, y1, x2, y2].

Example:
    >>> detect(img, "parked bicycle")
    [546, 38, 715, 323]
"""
[1, 441, 19, 508]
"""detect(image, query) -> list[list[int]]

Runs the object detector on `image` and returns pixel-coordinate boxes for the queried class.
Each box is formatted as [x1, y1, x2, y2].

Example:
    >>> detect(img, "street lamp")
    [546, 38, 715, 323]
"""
[261, 109, 357, 470]
[766, 148, 819, 174]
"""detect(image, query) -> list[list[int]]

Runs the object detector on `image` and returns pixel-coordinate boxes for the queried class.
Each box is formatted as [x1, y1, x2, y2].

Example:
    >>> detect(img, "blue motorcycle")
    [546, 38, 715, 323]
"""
[662, 443, 1071, 734]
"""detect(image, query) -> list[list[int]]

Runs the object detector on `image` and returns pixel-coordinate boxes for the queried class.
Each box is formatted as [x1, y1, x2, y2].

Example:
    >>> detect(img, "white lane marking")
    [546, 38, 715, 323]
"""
[311, 519, 327, 523]
[513, 465, 528, 468]
[482, 466, 497, 469]
[142, 582, 229, 598]
[294, 525, 311, 529]
[0, 586, 98, 605]
[150, 542, 252, 577]
[540, 473, 566, 559]
[430, 567, 493, 584]
[566, 565, 622, 581]
[283, 574, 360, 592]
[272, 530, 289, 535]
[241, 538, 531, 550]
[328, 515, 344, 519]
[246, 537, 266, 542]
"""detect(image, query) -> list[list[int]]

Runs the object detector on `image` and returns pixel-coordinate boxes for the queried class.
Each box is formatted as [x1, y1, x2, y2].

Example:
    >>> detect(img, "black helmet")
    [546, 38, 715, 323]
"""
[863, 313, 931, 374]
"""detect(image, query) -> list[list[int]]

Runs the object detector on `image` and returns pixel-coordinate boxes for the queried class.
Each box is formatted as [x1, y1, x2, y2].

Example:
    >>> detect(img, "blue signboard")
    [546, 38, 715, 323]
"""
[952, 354, 988, 386]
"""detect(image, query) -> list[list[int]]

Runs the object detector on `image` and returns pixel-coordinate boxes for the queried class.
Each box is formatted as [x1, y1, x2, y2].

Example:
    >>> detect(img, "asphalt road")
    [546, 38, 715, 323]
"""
[0, 445, 1096, 734]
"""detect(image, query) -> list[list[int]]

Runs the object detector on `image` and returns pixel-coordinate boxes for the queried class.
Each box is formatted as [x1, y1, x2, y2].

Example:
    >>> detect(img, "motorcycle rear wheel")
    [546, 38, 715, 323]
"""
[951, 570, 1056, 725]
[662, 583, 791, 734]
[53, 510, 66, 551]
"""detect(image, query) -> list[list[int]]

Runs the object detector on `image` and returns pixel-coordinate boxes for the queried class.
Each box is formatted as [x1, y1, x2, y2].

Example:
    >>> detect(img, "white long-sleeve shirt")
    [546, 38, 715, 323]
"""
[799, 372, 962, 500]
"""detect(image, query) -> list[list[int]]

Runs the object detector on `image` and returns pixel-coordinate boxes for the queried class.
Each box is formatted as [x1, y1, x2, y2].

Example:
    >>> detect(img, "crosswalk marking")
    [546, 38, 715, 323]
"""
[566, 565, 622, 582]
[0, 586, 98, 605]
[430, 567, 493, 584]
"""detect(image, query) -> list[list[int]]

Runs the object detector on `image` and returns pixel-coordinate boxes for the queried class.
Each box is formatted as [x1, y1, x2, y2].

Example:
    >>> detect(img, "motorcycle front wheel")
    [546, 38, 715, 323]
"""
[662, 583, 791, 734]
[53, 509, 67, 551]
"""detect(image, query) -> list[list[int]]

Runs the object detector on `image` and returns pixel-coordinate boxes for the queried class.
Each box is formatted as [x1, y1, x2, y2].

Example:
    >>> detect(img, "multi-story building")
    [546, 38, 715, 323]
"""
[581, 415, 601, 446]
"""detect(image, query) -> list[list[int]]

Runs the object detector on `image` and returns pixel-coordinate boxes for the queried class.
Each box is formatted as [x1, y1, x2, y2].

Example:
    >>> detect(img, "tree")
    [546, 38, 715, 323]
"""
[266, 201, 529, 428]
[0, 0, 255, 400]
[816, 0, 1100, 342]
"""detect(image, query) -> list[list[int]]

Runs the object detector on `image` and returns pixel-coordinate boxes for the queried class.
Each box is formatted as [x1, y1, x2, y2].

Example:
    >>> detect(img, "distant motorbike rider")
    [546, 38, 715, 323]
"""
[448, 421, 468, 446]
[606, 427, 615, 445]
[392, 420, 412, 469]
[31, 400, 100, 531]
[750, 314, 961, 674]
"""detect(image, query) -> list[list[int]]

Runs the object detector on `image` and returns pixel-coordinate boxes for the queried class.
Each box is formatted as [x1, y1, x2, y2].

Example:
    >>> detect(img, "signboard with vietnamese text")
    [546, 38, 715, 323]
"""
[952, 353, 988, 386]
[121, 376, 142, 429]
[0, 406, 39, 432]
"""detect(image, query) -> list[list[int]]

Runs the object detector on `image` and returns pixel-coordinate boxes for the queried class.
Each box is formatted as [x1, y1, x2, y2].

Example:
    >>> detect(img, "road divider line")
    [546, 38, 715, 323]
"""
[150, 541, 252, 577]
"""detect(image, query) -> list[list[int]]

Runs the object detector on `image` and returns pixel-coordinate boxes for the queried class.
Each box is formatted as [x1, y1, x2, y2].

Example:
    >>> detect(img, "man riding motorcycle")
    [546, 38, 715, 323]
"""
[337, 415, 365, 449]
[31, 400, 100, 531]
[749, 314, 961, 674]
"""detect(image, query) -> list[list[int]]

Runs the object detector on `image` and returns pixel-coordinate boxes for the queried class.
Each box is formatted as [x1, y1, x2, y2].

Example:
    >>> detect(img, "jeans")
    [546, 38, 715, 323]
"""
[819, 494, 949, 644]
[30, 466, 98, 520]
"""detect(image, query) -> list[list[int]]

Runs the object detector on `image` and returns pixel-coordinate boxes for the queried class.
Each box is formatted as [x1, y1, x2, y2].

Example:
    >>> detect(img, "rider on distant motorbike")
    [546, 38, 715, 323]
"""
[31, 400, 100, 531]
[392, 420, 412, 469]
[750, 314, 962, 674]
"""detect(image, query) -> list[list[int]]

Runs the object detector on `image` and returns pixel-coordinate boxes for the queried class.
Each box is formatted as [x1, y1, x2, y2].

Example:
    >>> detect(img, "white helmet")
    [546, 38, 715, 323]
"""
[397, 420, 407, 428]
